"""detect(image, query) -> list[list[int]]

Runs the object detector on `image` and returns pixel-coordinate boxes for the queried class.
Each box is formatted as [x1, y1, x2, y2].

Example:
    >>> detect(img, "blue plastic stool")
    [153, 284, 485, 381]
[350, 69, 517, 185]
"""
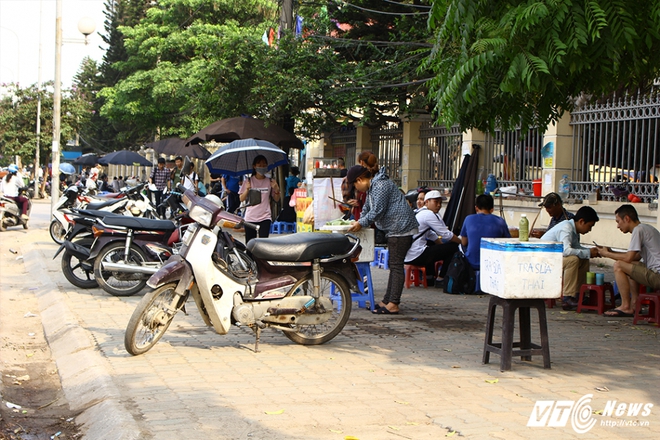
[372, 246, 386, 267]
[330, 262, 375, 310]
[377, 249, 389, 270]
[271, 221, 296, 234]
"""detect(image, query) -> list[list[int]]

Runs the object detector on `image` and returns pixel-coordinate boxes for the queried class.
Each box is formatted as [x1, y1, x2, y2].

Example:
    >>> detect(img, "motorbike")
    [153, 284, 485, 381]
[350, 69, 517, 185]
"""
[0, 187, 33, 231]
[124, 187, 362, 355]
[49, 183, 157, 244]
[54, 191, 189, 290]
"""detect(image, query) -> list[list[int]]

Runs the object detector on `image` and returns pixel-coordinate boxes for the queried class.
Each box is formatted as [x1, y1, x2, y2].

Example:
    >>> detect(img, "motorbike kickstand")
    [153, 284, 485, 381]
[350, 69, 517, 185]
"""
[253, 326, 261, 353]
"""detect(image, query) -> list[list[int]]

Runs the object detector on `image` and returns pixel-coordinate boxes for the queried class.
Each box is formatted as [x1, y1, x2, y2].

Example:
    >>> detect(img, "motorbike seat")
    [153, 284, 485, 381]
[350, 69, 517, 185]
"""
[247, 232, 351, 262]
[102, 216, 175, 232]
[86, 199, 124, 210]
[75, 209, 124, 218]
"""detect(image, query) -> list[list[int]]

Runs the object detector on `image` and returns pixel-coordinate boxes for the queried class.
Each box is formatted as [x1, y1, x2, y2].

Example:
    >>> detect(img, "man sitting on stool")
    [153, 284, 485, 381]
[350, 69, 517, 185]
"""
[597, 204, 660, 317]
[404, 190, 461, 286]
[541, 206, 600, 310]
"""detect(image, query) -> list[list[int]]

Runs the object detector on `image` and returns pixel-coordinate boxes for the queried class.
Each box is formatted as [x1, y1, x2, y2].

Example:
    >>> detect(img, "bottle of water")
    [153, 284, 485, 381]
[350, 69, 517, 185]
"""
[558, 174, 570, 201]
[519, 214, 529, 242]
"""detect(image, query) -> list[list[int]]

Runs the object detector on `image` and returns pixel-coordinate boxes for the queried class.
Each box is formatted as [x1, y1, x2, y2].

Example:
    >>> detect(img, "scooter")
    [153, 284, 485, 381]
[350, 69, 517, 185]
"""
[0, 187, 33, 231]
[124, 187, 362, 355]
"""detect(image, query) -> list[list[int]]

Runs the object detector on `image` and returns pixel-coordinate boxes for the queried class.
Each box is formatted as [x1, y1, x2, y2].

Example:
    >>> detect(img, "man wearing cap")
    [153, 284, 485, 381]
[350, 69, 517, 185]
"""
[150, 157, 171, 218]
[539, 192, 575, 233]
[405, 190, 461, 286]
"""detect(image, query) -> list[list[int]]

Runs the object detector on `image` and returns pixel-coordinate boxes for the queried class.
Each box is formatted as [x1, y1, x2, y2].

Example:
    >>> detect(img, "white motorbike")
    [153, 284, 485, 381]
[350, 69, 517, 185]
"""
[0, 187, 32, 231]
[124, 187, 362, 355]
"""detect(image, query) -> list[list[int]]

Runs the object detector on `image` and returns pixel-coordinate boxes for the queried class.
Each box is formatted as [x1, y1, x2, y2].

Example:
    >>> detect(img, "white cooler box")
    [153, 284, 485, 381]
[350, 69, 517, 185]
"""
[480, 238, 563, 299]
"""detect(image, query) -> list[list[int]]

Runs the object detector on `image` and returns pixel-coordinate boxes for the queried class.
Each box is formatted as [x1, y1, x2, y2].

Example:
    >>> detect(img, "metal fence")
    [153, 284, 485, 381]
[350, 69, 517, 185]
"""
[483, 127, 543, 194]
[371, 125, 403, 186]
[418, 122, 463, 190]
[570, 89, 660, 202]
[329, 126, 357, 166]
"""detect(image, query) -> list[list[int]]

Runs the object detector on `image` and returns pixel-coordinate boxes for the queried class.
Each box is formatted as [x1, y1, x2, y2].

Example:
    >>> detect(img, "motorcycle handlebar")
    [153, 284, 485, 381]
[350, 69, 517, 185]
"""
[241, 221, 260, 232]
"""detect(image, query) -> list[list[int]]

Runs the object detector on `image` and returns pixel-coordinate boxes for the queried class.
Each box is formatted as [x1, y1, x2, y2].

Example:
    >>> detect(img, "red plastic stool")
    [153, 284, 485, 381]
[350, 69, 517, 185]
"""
[633, 292, 660, 325]
[577, 283, 616, 315]
[404, 265, 427, 288]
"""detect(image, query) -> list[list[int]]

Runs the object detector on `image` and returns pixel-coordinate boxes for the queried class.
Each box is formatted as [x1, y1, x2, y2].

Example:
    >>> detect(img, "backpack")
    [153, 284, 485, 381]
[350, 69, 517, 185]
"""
[443, 251, 477, 295]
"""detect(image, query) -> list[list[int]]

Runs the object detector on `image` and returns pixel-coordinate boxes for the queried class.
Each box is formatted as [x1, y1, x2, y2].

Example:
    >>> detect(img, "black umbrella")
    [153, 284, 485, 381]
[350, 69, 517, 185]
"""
[145, 138, 211, 159]
[186, 116, 304, 149]
[72, 153, 99, 166]
[98, 150, 152, 166]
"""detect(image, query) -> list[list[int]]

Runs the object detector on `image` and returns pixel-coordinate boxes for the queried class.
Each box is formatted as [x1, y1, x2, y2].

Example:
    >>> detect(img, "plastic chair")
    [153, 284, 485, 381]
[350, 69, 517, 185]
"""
[633, 291, 660, 325]
[404, 265, 427, 288]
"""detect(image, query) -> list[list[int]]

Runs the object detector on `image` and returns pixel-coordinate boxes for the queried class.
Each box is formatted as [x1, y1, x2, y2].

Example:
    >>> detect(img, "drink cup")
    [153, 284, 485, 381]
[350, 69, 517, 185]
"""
[586, 272, 596, 285]
[595, 273, 604, 285]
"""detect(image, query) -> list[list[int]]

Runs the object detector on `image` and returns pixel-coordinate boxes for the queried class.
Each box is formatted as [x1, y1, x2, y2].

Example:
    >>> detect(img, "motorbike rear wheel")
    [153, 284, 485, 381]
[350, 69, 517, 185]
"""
[61, 238, 97, 289]
[125, 283, 183, 355]
[283, 272, 352, 345]
[50, 220, 67, 243]
[94, 242, 149, 296]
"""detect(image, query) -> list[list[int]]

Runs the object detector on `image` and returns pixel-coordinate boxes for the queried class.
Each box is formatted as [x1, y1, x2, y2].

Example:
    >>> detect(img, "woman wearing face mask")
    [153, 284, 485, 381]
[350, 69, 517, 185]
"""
[239, 155, 281, 242]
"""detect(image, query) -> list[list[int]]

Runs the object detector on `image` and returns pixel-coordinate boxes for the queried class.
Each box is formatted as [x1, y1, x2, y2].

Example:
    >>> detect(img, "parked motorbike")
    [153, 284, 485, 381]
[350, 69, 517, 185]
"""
[49, 183, 156, 244]
[124, 187, 361, 355]
[90, 213, 187, 297]
[0, 187, 33, 231]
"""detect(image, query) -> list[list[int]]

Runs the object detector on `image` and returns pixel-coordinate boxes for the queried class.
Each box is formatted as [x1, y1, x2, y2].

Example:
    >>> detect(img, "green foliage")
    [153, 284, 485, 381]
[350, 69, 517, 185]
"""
[0, 83, 92, 166]
[425, 0, 660, 133]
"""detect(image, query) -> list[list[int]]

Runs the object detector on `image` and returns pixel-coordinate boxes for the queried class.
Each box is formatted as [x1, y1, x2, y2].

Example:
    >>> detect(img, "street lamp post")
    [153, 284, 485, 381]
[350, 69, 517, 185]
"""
[51, 0, 95, 214]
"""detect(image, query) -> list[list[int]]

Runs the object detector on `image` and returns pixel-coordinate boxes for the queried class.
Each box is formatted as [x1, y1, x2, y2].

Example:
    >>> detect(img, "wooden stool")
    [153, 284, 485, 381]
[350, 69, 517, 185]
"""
[483, 296, 551, 371]
[577, 283, 616, 315]
[633, 292, 660, 325]
[404, 265, 427, 288]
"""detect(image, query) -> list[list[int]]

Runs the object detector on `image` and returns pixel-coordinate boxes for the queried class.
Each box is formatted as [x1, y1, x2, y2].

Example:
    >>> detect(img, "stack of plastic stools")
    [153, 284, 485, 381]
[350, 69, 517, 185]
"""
[377, 249, 389, 270]
[483, 296, 551, 371]
[372, 247, 386, 267]
[633, 290, 660, 325]
[271, 221, 296, 234]
[577, 283, 615, 315]
[351, 262, 376, 311]
[404, 265, 427, 288]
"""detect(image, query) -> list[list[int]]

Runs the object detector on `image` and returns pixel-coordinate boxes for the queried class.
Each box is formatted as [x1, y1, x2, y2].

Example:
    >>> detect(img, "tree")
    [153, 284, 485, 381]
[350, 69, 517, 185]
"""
[424, 0, 660, 133]
[98, 0, 279, 140]
[0, 82, 91, 166]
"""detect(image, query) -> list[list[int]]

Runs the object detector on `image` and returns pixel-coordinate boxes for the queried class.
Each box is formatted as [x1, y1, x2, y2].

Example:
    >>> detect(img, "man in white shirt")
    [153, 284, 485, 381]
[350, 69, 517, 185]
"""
[597, 204, 660, 317]
[404, 190, 461, 286]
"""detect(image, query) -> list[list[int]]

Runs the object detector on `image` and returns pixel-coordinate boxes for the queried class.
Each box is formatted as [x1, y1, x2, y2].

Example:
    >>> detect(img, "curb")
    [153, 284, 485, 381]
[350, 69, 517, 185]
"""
[24, 248, 142, 440]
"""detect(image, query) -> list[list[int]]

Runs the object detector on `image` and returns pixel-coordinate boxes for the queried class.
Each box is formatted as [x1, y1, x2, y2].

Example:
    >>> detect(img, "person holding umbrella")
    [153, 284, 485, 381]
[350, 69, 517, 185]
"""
[239, 155, 281, 242]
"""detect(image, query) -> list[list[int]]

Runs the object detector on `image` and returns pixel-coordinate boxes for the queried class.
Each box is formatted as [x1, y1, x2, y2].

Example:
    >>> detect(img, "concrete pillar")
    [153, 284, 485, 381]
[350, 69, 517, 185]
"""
[541, 112, 573, 196]
[355, 126, 372, 159]
[461, 128, 488, 174]
[400, 120, 423, 191]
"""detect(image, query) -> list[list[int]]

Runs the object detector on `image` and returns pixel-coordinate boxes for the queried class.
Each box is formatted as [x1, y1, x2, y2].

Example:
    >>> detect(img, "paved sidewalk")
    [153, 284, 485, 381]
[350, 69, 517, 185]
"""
[2, 199, 659, 439]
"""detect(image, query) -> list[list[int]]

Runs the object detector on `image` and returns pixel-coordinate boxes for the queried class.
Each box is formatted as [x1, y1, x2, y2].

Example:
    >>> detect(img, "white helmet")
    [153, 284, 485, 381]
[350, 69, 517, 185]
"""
[204, 194, 222, 207]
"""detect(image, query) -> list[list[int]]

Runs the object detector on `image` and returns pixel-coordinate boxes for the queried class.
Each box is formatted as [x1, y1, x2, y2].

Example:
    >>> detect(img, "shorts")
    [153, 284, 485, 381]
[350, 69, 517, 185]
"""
[630, 262, 660, 290]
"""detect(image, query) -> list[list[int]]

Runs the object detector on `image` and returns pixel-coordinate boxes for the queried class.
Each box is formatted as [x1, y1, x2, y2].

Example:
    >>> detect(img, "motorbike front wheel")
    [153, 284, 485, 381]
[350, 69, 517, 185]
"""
[283, 272, 352, 345]
[125, 283, 183, 355]
[49, 220, 67, 244]
[94, 242, 149, 296]
[61, 238, 97, 289]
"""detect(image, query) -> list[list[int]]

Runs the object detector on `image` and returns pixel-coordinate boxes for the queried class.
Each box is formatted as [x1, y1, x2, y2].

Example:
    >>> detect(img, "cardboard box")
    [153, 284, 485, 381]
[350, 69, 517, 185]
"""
[480, 238, 563, 299]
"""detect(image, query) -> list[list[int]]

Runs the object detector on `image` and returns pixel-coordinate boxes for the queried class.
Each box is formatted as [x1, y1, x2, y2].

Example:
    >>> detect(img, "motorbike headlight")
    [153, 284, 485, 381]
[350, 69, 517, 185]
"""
[188, 205, 213, 227]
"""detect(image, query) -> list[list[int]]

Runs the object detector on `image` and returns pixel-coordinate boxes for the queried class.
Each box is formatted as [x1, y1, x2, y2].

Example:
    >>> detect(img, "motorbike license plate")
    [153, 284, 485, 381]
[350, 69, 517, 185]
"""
[181, 224, 198, 246]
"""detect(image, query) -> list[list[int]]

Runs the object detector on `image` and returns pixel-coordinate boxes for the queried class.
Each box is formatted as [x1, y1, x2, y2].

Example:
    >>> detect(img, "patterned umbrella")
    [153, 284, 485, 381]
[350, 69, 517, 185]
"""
[98, 150, 152, 166]
[204, 138, 288, 177]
